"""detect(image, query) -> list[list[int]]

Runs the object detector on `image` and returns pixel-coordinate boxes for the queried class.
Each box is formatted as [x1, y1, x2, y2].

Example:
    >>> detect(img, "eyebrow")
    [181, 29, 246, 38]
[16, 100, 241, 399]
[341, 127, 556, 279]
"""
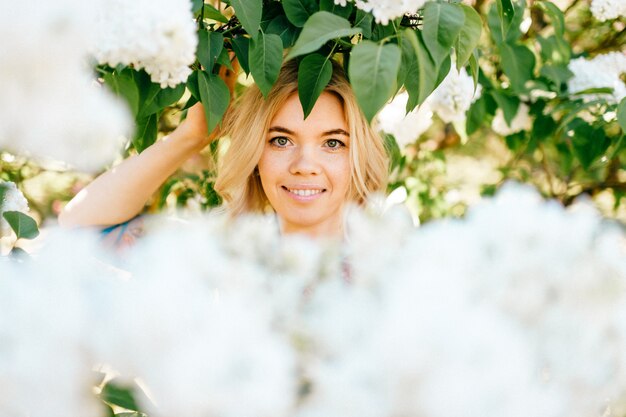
[268, 126, 350, 137]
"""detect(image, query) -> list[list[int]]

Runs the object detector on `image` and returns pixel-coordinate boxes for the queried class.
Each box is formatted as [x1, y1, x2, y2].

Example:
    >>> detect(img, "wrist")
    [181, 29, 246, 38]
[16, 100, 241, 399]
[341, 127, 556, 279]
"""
[168, 121, 211, 153]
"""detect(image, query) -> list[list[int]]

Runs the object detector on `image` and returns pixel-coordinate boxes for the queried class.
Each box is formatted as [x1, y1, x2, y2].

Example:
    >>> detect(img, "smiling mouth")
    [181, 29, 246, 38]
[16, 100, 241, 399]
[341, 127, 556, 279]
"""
[282, 186, 326, 197]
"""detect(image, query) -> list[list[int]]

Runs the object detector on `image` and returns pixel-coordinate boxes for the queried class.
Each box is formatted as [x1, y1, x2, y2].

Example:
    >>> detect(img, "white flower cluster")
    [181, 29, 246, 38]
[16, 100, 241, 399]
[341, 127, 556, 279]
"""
[567, 51, 626, 103]
[590, 0, 626, 21]
[428, 67, 482, 123]
[377, 67, 480, 146]
[0, 1, 132, 172]
[1, 184, 626, 417]
[335, 0, 431, 25]
[377, 92, 434, 147]
[0, 181, 29, 235]
[93, 0, 197, 88]
[491, 102, 533, 136]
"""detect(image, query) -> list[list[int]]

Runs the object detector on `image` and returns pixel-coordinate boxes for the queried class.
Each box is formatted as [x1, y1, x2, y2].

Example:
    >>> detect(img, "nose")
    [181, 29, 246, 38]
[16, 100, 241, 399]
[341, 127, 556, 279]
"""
[289, 144, 322, 176]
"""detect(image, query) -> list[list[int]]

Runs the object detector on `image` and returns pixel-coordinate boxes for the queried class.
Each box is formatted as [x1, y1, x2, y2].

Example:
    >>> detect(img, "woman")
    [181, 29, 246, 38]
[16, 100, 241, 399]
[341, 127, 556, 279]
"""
[59, 59, 388, 239]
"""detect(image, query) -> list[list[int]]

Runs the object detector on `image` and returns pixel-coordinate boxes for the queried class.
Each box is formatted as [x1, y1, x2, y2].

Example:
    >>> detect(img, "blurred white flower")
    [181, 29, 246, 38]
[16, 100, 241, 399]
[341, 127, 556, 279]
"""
[567, 52, 626, 103]
[93, 0, 197, 88]
[1, 184, 626, 417]
[590, 0, 626, 21]
[0, 1, 132, 172]
[353, 0, 431, 25]
[0, 181, 29, 235]
[377, 92, 433, 147]
[492, 102, 532, 136]
[427, 67, 482, 123]
[0, 228, 117, 417]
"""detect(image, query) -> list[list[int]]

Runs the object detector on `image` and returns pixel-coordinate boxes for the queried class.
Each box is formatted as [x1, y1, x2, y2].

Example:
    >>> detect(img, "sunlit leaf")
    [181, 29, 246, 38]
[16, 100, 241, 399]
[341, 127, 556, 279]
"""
[2, 211, 39, 240]
[349, 40, 401, 121]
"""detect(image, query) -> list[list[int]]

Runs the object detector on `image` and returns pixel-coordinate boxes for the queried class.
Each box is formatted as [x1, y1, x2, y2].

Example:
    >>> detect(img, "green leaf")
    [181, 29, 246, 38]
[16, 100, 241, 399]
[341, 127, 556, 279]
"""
[197, 30, 224, 72]
[216, 47, 234, 70]
[260, 1, 284, 31]
[531, 112, 557, 142]
[535, 1, 565, 36]
[100, 381, 140, 411]
[490, 90, 520, 125]
[133, 113, 159, 153]
[618, 97, 626, 133]
[298, 54, 333, 119]
[349, 41, 401, 122]
[139, 84, 185, 118]
[191, 0, 203, 14]
[320, 0, 354, 19]
[198, 71, 230, 133]
[103, 70, 140, 116]
[0, 186, 6, 210]
[570, 119, 610, 169]
[422, 2, 465, 67]
[455, 4, 482, 70]
[496, 0, 515, 36]
[466, 94, 487, 134]
[203, 3, 229, 23]
[230, 0, 262, 36]
[403, 29, 438, 110]
[355, 9, 373, 39]
[283, 0, 319, 27]
[540, 64, 573, 87]
[2, 211, 39, 240]
[499, 43, 535, 92]
[468, 50, 479, 90]
[266, 15, 301, 48]
[370, 21, 397, 42]
[286, 12, 362, 60]
[434, 55, 452, 89]
[537, 34, 571, 65]
[487, 1, 524, 44]
[231, 36, 251, 75]
[397, 33, 416, 89]
[132, 70, 162, 117]
[249, 31, 283, 97]
[187, 70, 200, 100]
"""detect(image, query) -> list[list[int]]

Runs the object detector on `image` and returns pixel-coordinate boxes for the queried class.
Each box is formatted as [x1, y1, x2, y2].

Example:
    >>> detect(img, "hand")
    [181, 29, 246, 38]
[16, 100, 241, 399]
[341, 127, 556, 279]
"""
[176, 102, 213, 150]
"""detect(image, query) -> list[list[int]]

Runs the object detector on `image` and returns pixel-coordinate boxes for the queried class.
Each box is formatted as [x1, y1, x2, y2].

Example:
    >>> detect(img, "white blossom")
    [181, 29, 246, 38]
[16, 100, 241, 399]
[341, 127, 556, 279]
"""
[0, 181, 29, 235]
[590, 0, 626, 21]
[427, 67, 482, 123]
[492, 102, 533, 136]
[0, 1, 132, 172]
[93, 0, 197, 88]
[2, 184, 626, 417]
[0, 228, 117, 417]
[352, 0, 431, 25]
[377, 92, 434, 147]
[567, 51, 626, 103]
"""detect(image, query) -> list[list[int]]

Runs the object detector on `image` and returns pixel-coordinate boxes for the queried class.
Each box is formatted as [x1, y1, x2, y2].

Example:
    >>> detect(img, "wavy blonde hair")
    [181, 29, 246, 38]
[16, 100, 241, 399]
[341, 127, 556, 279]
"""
[214, 59, 388, 215]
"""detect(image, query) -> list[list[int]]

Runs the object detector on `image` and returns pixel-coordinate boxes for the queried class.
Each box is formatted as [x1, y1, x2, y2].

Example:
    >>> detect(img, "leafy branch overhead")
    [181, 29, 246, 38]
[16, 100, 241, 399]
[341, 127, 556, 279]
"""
[102, 0, 484, 144]
[98, 0, 626, 214]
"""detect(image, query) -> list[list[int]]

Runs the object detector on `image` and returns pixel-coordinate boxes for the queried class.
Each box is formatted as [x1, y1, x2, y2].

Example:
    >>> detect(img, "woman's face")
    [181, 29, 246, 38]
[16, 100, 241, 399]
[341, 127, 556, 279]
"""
[257, 91, 351, 238]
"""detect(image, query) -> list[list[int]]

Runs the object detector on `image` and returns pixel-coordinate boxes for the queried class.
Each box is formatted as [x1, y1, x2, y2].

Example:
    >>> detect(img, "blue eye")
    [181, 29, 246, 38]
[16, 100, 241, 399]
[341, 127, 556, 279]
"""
[270, 137, 290, 147]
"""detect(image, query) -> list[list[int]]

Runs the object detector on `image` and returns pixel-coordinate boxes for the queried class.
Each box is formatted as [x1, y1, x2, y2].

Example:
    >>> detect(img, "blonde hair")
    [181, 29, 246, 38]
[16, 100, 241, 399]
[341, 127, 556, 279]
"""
[214, 59, 388, 215]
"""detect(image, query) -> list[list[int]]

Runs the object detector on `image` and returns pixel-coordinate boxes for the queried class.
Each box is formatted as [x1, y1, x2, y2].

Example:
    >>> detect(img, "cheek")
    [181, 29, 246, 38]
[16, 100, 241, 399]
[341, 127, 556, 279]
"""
[328, 154, 352, 193]
[257, 148, 283, 193]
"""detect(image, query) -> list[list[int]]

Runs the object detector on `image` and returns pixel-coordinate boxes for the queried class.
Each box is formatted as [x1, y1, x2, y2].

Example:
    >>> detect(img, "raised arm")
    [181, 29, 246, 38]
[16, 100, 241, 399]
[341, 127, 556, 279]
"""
[58, 103, 214, 228]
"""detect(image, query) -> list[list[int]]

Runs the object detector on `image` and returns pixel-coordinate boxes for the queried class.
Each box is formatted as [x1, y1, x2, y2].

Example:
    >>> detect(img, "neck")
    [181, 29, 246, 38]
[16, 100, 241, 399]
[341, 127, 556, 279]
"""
[279, 213, 344, 240]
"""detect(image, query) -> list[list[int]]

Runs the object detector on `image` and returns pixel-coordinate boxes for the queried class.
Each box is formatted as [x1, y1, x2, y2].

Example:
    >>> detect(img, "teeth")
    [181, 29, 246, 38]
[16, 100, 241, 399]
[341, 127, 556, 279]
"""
[288, 188, 322, 197]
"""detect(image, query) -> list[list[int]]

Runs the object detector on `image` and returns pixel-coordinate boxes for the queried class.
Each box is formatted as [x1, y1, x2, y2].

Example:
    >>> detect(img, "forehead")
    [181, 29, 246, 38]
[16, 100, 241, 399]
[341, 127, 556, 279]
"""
[270, 91, 348, 133]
